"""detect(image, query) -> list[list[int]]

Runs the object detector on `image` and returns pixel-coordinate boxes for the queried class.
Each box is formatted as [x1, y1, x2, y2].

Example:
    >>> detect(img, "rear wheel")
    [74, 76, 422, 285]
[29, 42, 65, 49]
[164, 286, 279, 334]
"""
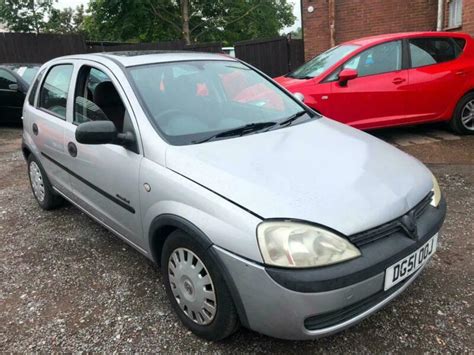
[27, 155, 63, 210]
[449, 93, 474, 135]
[161, 230, 239, 340]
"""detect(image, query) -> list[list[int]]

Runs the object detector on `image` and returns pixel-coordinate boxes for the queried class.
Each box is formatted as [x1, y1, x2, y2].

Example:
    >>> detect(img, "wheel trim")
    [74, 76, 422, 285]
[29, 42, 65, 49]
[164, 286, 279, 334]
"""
[461, 99, 474, 131]
[168, 248, 217, 325]
[29, 161, 45, 202]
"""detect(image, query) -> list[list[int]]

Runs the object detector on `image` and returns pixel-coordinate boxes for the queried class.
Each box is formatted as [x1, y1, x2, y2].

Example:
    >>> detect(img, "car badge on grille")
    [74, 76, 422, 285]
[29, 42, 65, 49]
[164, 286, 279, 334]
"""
[400, 210, 418, 239]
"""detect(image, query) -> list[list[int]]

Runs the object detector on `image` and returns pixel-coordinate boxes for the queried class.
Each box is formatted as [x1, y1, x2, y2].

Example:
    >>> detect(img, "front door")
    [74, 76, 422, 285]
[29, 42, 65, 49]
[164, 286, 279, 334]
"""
[324, 40, 408, 129]
[62, 62, 145, 250]
[0, 68, 25, 123]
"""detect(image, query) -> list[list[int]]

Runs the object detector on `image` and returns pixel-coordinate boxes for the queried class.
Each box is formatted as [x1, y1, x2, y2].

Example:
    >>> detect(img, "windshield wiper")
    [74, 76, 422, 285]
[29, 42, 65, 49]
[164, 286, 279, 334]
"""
[278, 110, 308, 127]
[193, 121, 277, 144]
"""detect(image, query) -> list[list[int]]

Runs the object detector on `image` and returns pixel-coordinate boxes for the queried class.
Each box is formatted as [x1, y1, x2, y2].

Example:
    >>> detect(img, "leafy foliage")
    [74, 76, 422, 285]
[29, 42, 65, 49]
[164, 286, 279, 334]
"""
[0, 0, 53, 34]
[83, 0, 296, 44]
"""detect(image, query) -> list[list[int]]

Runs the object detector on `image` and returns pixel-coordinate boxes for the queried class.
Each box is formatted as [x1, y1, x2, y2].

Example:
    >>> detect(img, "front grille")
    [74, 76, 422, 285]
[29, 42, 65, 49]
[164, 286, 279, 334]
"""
[304, 272, 415, 331]
[348, 192, 433, 247]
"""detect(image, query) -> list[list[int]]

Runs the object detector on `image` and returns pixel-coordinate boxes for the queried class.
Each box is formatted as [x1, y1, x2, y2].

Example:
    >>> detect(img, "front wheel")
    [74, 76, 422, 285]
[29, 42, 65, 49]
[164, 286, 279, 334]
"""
[449, 93, 474, 135]
[161, 230, 239, 340]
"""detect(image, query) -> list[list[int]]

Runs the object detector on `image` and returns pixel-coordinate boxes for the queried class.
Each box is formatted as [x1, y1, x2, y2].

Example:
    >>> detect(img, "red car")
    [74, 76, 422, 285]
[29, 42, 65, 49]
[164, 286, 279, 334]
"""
[275, 32, 474, 134]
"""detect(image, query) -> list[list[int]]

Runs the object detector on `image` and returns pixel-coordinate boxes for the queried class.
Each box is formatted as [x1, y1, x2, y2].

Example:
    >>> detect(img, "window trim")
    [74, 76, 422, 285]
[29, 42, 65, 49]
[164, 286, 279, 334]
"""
[322, 40, 406, 83]
[27, 68, 45, 107]
[37, 63, 74, 121]
[406, 37, 463, 70]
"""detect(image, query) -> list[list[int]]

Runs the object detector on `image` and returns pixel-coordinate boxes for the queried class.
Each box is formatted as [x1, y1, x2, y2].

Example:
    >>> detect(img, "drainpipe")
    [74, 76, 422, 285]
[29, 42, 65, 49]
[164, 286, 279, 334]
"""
[328, 0, 336, 47]
[437, 0, 444, 31]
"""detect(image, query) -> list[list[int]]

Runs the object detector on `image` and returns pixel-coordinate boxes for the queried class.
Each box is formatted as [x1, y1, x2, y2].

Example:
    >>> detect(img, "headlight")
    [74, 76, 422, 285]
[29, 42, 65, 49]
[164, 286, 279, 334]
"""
[431, 174, 441, 207]
[257, 221, 361, 268]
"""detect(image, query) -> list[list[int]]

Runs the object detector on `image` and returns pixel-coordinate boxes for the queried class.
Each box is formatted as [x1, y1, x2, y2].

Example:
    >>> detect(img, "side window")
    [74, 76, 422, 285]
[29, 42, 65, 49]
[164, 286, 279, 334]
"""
[39, 64, 73, 120]
[28, 69, 45, 106]
[74, 66, 128, 133]
[409, 38, 458, 68]
[0, 69, 17, 90]
[343, 41, 402, 77]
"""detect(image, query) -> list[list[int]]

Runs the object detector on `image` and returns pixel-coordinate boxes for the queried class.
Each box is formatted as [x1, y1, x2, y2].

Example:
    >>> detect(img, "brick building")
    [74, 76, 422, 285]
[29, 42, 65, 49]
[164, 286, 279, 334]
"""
[302, 0, 474, 60]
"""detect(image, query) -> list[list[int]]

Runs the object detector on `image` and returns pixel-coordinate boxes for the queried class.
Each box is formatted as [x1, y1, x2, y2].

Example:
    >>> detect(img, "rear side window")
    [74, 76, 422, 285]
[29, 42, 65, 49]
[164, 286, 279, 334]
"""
[0, 69, 17, 90]
[39, 64, 73, 120]
[409, 38, 459, 68]
[28, 69, 45, 106]
[453, 38, 466, 50]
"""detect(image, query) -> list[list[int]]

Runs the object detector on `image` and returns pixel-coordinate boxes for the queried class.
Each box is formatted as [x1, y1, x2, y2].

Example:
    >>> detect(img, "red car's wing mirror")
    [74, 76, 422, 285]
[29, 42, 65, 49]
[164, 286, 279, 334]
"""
[338, 69, 358, 86]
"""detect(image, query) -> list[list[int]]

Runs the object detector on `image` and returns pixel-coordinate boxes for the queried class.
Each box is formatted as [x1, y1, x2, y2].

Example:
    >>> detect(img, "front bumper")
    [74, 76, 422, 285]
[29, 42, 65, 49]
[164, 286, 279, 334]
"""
[214, 197, 446, 340]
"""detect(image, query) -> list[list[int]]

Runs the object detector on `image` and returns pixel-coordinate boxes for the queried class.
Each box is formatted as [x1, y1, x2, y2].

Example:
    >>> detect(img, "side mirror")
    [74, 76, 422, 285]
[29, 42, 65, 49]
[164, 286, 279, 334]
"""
[8, 83, 19, 91]
[293, 92, 305, 102]
[338, 69, 358, 86]
[76, 121, 118, 145]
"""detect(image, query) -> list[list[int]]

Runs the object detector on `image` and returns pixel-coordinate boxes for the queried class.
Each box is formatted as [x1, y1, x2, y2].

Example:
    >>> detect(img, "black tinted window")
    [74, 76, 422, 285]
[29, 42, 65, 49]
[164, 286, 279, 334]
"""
[453, 38, 466, 50]
[28, 69, 44, 106]
[0, 69, 17, 90]
[39, 64, 73, 120]
[409, 38, 458, 68]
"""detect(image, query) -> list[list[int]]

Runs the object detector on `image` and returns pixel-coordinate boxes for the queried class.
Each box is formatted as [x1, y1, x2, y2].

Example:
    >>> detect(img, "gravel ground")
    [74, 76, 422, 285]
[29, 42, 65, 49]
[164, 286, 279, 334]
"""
[1, 126, 473, 352]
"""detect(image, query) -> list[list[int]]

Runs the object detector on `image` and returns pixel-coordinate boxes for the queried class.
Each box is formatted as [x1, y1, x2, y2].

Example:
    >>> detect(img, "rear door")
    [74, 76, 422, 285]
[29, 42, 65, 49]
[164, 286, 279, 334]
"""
[405, 37, 469, 122]
[323, 40, 408, 129]
[29, 63, 75, 195]
[0, 68, 25, 123]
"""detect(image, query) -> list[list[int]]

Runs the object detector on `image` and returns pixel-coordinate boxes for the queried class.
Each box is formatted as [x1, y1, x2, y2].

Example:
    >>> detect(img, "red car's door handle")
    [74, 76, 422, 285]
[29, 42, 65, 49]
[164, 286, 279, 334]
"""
[392, 78, 406, 84]
[455, 71, 465, 76]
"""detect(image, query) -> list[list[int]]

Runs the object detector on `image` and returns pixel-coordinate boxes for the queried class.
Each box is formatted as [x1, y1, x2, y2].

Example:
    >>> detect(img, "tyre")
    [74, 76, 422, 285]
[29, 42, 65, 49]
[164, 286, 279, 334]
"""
[27, 154, 63, 210]
[161, 230, 239, 340]
[449, 92, 474, 135]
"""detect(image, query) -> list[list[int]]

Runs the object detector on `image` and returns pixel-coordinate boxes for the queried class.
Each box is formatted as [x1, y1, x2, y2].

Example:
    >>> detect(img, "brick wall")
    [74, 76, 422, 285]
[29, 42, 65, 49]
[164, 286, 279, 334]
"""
[302, 0, 438, 60]
[462, 0, 474, 34]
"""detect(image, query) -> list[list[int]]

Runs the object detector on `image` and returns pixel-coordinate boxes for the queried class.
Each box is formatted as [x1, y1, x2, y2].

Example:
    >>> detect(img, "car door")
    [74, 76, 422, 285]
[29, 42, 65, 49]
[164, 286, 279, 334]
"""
[322, 40, 408, 129]
[62, 61, 145, 250]
[0, 68, 25, 123]
[404, 37, 469, 122]
[28, 63, 75, 195]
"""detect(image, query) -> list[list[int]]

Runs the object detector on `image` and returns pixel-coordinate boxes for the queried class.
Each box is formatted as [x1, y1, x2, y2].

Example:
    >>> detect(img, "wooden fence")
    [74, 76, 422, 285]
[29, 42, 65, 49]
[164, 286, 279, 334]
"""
[0, 33, 304, 77]
[0, 33, 86, 63]
[234, 36, 304, 77]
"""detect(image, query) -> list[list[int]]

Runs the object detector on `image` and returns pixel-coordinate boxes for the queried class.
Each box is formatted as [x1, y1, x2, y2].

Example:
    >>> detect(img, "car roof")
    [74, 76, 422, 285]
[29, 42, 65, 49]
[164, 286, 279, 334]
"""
[56, 50, 236, 68]
[342, 31, 472, 47]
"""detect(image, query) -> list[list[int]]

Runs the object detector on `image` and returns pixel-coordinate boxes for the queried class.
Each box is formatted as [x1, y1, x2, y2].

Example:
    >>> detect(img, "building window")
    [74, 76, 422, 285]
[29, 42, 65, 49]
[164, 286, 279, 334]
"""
[448, 0, 463, 28]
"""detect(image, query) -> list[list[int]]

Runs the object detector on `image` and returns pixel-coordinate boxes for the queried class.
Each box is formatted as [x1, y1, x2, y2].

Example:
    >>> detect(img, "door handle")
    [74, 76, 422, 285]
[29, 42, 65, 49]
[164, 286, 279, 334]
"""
[455, 71, 465, 76]
[67, 142, 77, 157]
[392, 78, 406, 85]
[32, 123, 38, 136]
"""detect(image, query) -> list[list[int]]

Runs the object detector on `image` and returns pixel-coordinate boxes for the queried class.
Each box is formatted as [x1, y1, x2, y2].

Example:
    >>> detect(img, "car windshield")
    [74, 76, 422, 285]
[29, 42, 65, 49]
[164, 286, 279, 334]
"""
[8, 65, 40, 84]
[287, 44, 359, 79]
[128, 60, 314, 145]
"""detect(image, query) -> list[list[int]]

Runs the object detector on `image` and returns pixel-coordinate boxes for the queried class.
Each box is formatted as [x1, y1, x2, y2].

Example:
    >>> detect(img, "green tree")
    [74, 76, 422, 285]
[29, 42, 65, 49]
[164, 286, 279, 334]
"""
[44, 5, 85, 33]
[83, 0, 295, 45]
[0, 0, 54, 34]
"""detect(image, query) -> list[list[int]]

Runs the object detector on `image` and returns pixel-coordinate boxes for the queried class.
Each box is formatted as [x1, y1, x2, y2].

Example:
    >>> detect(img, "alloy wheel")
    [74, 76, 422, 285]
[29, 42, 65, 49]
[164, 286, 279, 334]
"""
[168, 248, 217, 325]
[461, 99, 474, 131]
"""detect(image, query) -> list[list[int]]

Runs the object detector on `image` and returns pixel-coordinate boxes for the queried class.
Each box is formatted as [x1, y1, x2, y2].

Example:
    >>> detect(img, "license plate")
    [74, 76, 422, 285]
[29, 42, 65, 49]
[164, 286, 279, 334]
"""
[384, 233, 438, 291]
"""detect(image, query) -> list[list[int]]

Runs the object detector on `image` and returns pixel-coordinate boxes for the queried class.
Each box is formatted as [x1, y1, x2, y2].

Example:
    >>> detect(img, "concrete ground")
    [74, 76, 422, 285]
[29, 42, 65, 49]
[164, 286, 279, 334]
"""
[1, 124, 473, 352]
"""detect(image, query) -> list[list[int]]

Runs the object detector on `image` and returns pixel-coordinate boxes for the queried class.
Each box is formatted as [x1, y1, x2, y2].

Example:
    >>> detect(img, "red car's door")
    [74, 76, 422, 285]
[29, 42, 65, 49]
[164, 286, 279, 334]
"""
[404, 37, 470, 122]
[322, 40, 408, 129]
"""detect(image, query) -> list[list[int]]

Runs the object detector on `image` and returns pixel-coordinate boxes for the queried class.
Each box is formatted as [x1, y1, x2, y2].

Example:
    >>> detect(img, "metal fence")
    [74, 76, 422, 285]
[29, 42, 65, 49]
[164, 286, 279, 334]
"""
[234, 36, 304, 77]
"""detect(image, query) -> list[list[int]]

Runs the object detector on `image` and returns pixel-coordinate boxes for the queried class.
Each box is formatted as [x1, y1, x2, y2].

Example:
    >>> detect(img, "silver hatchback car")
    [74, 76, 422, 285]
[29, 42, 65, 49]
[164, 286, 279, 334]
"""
[22, 52, 446, 341]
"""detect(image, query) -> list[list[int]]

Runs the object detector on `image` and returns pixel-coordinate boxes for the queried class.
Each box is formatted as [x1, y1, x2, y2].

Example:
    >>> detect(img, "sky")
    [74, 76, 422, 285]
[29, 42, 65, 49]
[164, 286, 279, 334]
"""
[55, 0, 302, 34]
